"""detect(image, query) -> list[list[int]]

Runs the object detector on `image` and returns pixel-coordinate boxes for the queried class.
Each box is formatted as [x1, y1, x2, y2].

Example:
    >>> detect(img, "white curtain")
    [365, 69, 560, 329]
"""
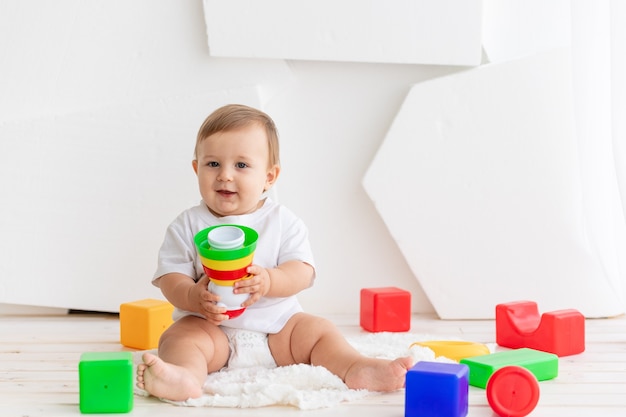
[571, 0, 626, 313]
[362, 1, 626, 318]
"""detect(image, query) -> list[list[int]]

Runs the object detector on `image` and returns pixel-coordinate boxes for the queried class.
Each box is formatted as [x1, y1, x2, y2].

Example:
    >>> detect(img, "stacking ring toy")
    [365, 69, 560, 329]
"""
[410, 341, 490, 362]
[194, 225, 259, 320]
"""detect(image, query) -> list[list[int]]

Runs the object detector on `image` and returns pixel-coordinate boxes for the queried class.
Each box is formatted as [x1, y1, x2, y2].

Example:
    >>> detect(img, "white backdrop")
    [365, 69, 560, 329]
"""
[0, 0, 438, 314]
[1, 0, 624, 318]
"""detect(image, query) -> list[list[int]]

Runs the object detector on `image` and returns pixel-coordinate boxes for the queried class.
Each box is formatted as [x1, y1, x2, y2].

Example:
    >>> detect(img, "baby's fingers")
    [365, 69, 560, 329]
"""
[204, 305, 229, 324]
[241, 292, 261, 308]
[233, 276, 259, 294]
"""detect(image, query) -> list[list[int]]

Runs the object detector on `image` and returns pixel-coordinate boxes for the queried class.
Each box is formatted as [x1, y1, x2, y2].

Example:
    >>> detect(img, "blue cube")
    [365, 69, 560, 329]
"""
[405, 361, 469, 417]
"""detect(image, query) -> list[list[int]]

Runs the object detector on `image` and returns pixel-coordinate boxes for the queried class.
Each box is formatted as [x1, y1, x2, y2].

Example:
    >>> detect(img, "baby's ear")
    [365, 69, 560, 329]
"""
[265, 164, 281, 189]
[192, 160, 199, 174]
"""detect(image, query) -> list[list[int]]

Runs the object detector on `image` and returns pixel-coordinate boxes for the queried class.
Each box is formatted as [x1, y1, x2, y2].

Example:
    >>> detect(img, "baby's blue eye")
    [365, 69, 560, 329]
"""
[207, 161, 219, 167]
[236, 162, 248, 169]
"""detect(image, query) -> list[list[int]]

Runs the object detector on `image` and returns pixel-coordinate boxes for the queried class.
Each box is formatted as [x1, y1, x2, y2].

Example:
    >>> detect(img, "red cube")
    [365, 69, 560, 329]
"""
[360, 287, 411, 332]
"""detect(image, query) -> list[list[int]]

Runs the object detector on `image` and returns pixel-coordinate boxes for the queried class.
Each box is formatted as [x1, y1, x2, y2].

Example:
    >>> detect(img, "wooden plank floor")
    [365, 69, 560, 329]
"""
[1, 312, 625, 416]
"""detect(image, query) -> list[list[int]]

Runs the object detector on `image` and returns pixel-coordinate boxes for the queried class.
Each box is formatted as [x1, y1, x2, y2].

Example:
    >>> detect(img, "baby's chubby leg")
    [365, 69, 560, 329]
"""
[268, 313, 413, 392]
[136, 315, 229, 401]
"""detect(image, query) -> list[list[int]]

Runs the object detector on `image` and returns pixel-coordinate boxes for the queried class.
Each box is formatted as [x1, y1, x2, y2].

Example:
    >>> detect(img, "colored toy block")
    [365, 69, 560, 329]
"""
[486, 366, 540, 417]
[411, 341, 490, 362]
[360, 287, 411, 332]
[79, 351, 133, 413]
[120, 298, 174, 350]
[405, 361, 469, 417]
[460, 348, 558, 389]
[496, 300, 585, 356]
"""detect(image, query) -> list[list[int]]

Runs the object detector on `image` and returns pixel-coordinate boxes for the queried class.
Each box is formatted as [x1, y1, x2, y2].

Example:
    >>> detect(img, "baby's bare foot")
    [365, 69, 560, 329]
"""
[136, 352, 203, 401]
[344, 356, 414, 392]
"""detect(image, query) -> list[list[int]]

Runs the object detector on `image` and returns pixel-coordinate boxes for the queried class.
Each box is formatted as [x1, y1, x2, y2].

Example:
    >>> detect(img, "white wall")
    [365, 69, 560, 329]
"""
[1, 0, 624, 319]
[0, 0, 294, 312]
[0, 0, 448, 315]
[265, 61, 464, 315]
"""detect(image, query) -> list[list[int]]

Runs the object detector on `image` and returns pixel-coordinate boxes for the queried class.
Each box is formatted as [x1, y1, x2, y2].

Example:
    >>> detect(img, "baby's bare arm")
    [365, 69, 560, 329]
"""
[235, 260, 314, 307]
[157, 273, 228, 324]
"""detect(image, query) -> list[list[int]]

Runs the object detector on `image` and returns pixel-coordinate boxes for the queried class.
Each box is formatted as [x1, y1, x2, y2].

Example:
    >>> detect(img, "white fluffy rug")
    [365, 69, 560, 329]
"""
[134, 331, 484, 410]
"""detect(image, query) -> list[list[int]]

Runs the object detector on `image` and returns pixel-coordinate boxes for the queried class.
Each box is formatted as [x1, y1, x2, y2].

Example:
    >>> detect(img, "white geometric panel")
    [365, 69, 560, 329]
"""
[0, 89, 263, 313]
[0, 0, 295, 313]
[363, 48, 625, 319]
[203, 0, 483, 66]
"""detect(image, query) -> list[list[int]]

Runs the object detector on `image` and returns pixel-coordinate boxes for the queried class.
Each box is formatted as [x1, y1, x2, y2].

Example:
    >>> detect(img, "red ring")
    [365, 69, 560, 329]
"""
[225, 307, 246, 319]
[203, 265, 249, 280]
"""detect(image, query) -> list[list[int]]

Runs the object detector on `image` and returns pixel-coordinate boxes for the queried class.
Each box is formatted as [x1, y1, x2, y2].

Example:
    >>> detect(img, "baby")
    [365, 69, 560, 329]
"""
[136, 104, 413, 401]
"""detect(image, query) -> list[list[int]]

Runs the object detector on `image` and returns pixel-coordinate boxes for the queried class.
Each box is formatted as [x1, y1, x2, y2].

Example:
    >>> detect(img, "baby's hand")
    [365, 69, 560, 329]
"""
[194, 276, 230, 324]
[234, 265, 270, 307]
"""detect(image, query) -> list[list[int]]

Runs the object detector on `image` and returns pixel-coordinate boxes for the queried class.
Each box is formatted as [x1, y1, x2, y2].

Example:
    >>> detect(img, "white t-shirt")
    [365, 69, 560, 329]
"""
[152, 198, 316, 334]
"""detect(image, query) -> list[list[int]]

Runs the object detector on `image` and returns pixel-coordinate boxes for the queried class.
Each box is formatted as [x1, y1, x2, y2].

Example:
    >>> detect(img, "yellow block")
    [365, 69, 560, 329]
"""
[120, 299, 174, 350]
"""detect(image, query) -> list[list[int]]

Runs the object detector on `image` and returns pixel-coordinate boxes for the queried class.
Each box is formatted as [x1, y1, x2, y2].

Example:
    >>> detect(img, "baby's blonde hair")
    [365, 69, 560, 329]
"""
[195, 104, 280, 167]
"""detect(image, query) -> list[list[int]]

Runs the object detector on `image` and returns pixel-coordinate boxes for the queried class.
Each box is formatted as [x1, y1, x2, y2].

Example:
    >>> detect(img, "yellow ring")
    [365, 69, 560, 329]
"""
[200, 253, 254, 270]
[410, 341, 490, 362]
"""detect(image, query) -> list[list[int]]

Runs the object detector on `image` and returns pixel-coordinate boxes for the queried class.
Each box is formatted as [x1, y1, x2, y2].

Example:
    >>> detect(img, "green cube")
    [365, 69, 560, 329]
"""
[79, 351, 134, 413]
[460, 348, 558, 388]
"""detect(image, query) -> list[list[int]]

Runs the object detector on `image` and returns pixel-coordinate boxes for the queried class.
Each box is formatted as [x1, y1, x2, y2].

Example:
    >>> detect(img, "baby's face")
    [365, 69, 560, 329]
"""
[193, 123, 278, 217]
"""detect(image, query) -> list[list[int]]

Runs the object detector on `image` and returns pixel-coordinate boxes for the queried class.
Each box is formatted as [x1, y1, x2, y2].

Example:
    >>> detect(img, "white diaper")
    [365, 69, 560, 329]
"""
[221, 327, 277, 369]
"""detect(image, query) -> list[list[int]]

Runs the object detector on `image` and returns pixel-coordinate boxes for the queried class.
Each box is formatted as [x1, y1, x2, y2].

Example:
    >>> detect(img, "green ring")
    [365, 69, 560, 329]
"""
[194, 225, 258, 261]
